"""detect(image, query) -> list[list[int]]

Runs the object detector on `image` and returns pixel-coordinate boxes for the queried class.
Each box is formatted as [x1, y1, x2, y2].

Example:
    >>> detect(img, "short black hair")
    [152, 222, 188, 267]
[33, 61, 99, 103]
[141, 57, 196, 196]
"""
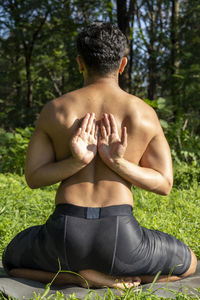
[77, 22, 127, 75]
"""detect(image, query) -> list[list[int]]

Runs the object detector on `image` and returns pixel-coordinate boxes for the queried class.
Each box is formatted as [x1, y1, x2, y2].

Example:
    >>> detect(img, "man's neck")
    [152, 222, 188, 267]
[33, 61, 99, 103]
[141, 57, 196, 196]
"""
[83, 73, 119, 87]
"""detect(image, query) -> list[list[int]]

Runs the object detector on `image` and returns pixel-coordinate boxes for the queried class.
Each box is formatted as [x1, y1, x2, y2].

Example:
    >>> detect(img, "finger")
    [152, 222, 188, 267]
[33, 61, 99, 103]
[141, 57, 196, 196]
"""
[94, 125, 98, 140]
[134, 276, 141, 284]
[100, 120, 107, 139]
[77, 127, 82, 135]
[133, 277, 141, 287]
[103, 113, 111, 135]
[81, 113, 90, 131]
[102, 126, 107, 139]
[121, 126, 127, 147]
[91, 119, 96, 136]
[109, 114, 118, 134]
[100, 119, 105, 137]
[86, 113, 95, 133]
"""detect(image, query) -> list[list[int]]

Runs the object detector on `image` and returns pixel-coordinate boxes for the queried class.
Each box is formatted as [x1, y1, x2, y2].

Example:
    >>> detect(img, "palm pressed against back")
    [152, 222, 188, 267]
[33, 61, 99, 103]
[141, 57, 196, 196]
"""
[71, 113, 98, 165]
[98, 113, 127, 164]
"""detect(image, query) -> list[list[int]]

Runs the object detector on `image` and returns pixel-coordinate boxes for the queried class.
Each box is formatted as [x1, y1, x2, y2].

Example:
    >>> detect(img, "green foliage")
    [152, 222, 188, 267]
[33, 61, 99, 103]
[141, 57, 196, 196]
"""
[178, 0, 200, 112]
[173, 163, 200, 189]
[147, 97, 200, 166]
[29, 285, 200, 300]
[165, 112, 200, 166]
[0, 127, 33, 175]
[1, 288, 200, 300]
[0, 0, 113, 128]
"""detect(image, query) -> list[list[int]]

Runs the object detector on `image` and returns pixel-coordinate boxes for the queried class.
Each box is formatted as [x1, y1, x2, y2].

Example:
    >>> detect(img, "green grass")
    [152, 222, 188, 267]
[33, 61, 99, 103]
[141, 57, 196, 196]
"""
[1, 284, 200, 300]
[0, 173, 200, 299]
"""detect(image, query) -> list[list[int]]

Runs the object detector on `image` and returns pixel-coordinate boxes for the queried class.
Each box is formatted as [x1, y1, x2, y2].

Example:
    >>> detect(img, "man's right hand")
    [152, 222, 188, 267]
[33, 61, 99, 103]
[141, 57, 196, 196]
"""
[71, 113, 98, 165]
[98, 113, 127, 166]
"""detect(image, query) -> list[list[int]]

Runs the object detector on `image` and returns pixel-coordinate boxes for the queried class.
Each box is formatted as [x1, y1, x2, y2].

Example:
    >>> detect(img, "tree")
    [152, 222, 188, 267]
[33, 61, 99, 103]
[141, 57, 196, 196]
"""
[178, 0, 200, 115]
[116, 0, 136, 92]
[136, 0, 171, 100]
[0, 0, 114, 127]
[1, 0, 50, 108]
[171, 0, 179, 75]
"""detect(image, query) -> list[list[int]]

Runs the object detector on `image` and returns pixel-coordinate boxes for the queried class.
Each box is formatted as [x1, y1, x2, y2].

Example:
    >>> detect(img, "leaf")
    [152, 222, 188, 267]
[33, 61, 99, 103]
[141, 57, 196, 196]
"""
[157, 97, 166, 109]
[159, 119, 168, 129]
[143, 98, 158, 108]
[40, 284, 50, 299]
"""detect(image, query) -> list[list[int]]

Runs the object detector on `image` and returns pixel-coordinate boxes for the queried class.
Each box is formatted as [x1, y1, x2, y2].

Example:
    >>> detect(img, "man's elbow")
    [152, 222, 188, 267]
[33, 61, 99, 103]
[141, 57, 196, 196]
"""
[159, 188, 171, 196]
[25, 173, 40, 189]
[160, 178, 173, 196]
[26, 179, 39, 189]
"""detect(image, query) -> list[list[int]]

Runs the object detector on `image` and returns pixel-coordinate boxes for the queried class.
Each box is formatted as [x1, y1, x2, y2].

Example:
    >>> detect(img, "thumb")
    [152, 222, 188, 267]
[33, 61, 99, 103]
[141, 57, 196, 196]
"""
[121, 126, 127, 147]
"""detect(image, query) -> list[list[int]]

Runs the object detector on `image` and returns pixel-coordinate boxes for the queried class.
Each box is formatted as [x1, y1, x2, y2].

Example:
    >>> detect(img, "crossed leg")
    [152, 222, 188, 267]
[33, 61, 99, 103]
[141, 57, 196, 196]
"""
[9, 268, 141, 289]
[79, 249, 197, 286]
[139, 249, 197, 283]
[8, 249, 197, 289]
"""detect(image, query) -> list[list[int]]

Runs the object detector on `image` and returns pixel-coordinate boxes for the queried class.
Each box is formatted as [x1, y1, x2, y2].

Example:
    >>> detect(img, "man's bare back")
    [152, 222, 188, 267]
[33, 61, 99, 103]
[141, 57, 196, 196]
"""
[25, 79, 173, 208]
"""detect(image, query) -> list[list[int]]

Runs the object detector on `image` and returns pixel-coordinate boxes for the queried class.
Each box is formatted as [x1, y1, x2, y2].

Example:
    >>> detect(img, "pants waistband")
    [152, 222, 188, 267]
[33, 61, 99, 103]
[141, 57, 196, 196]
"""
[55, 203, 133, 219]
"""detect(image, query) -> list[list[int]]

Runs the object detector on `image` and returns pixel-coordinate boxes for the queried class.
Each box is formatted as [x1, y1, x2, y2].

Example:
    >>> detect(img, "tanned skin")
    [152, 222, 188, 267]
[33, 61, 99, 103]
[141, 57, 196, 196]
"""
[9, 57, 197, 289]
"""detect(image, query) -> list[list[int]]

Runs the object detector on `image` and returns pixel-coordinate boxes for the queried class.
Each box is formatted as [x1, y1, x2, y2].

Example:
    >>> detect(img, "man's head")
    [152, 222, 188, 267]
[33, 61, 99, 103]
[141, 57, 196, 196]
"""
[77, 22, 128, 76]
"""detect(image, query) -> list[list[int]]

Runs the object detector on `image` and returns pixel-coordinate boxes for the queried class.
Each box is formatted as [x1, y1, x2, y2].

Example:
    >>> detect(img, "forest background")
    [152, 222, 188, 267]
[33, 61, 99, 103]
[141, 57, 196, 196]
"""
[0, 0, 199, 185]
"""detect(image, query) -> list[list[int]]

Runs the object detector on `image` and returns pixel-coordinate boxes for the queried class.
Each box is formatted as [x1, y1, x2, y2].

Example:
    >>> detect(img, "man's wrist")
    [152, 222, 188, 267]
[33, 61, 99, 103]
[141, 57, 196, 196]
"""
[107, 156, 125, 170]
[71, 155, 88, 168]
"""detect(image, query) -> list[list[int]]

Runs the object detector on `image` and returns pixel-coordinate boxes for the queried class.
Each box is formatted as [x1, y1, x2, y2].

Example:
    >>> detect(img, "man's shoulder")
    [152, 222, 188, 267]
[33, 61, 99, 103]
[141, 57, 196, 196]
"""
[126, 95, 158, 120]
[49, 90, 81, 107]
[35, 92, 76, 131]
[40, 90, 82, 116]
[124, 94, 162, 138]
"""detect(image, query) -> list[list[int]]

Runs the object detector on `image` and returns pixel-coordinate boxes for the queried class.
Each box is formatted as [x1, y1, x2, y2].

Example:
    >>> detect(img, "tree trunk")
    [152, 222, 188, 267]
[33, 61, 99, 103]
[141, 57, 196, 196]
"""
[15, 50, 22, 103]
[170, 0, 179, 100]
[147, 49, 157, 100]
[25, 53, 33, 108]
[147, 1, 157, 100]
[171, 0, 179, 74]
[116, 0, 135, 92]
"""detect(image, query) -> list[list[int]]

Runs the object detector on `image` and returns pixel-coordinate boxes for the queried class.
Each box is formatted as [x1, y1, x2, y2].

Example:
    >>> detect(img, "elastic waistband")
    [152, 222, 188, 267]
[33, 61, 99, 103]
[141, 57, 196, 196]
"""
[55, 203, 133, 219]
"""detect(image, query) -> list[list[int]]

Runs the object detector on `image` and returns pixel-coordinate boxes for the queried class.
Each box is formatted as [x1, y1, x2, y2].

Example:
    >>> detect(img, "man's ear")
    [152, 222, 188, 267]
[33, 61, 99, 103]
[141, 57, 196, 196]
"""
[119, 57, 128, 74]
[76, 56, 85, 73]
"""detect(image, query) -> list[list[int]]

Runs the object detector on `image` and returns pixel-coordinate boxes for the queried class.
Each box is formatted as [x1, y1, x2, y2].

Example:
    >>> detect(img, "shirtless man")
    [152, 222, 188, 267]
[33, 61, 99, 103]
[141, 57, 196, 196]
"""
[2, 22, 197, 289]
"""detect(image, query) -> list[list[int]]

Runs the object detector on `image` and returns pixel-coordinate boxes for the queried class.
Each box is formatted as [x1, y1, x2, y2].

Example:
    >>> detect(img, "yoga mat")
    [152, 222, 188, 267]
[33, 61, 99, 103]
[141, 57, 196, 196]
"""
[0, 261, 200, 299]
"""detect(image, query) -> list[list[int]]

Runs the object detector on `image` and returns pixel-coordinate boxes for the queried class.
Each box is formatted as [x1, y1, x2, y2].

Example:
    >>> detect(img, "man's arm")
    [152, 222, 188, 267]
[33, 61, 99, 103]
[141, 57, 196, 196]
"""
[98, 113, 173, 195]
[25, 112, 98, 189]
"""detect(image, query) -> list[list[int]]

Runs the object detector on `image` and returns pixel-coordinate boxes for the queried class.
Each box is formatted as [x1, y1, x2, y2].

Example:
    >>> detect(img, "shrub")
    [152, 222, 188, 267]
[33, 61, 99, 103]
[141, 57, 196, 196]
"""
[0, 127, 33, 175]
[154, 98, 200, 166]
[173, 162, 200, 189]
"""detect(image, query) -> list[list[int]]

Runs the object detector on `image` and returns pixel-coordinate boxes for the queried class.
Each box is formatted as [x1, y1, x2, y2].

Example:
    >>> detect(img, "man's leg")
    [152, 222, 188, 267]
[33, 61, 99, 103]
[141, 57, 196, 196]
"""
[9, 268, 82, 286]
[78, 269, 141, 289]
[8, 249, 197, 288]
[139, 248, 197, 284]
[78, 248, 198, 287]
[8, 268, 141, 289]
